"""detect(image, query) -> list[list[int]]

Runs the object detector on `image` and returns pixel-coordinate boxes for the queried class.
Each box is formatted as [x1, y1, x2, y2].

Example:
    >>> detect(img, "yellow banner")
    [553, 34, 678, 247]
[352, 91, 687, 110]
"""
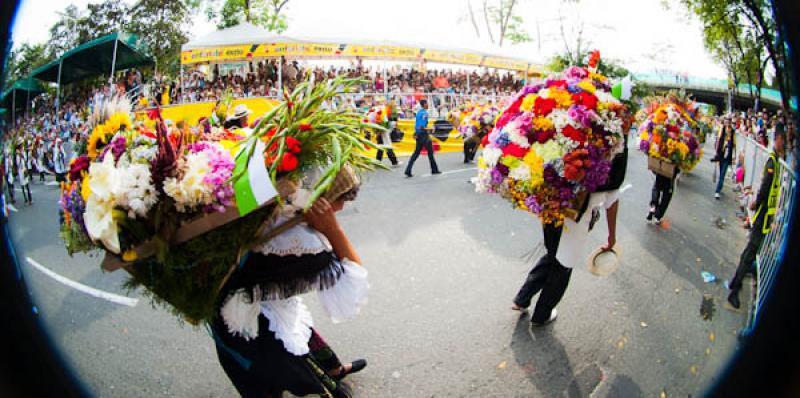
[181, 42, 543, 72]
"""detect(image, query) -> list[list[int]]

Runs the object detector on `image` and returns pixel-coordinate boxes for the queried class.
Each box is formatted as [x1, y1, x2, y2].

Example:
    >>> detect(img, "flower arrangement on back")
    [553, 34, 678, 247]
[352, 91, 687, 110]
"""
[474, 57, 629, 226]
[637, 91, 702, 172]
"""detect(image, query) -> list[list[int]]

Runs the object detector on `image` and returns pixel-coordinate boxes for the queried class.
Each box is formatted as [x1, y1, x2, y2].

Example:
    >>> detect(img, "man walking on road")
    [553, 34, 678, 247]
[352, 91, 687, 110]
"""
[405, 99, 441, 177]
[727, 130, 785, 309]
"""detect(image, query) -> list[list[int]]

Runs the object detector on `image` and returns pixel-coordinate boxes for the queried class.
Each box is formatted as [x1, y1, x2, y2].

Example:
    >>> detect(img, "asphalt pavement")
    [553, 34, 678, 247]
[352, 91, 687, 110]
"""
[7, 137, 751, 397]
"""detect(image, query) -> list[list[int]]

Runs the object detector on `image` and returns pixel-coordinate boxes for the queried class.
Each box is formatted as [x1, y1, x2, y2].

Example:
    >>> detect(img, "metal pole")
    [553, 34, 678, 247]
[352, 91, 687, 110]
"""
[12, 90, 15, 128]
[277, 59, 283, 93]
[109, 36, 119, 93]
[26, 88, 30, 118]
[382, 63, 388, 99]
[56, 59, 63, 115]
[180, 64, 184, 103]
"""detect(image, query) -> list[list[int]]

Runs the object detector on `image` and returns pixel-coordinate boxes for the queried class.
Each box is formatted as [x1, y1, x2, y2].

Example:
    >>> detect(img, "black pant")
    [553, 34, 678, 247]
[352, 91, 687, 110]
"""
[405, 133, 439, 175]
[463, 139, 478, 163]
[513, 224, 573, 323]
[20, 184, 31, 204]
[376, 134, 398, 165]
[729, 213, 766, 293]
[5, 181, 14, 203]
[650, 174, 675, 219]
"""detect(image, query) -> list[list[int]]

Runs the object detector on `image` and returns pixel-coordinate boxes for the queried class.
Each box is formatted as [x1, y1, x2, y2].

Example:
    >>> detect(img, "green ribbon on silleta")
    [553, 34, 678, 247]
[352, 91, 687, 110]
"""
[233, 140, 278, 216]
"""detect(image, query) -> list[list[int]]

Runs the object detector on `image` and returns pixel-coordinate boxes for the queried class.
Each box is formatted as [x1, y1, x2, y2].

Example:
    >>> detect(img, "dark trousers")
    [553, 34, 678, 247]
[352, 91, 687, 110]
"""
[405, 133, 439, 175]
[463, 139, 478, 163]
[513, 224, 573, 323]
[716, 159, 731, 193]
[20, 184, 31, 203]
[5, 181, 14, 203]
[650, 174, 675, 219]
[730, 214, 766, 293]
[376, 134, 398, 165]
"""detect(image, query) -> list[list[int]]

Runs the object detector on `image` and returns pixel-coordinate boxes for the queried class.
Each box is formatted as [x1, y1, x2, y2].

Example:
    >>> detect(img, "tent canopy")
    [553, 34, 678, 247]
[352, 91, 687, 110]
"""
[1, 77, 46, 110]
[30, 32, 154, 84]
[181, 23, 544, 74]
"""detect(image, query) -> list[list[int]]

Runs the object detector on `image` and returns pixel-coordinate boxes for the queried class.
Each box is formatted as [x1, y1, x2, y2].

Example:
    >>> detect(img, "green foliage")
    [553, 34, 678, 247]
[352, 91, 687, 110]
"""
[546, 52, 630, 79]
[206, 0, 290, 33]
[5, 43, 48, 86]
[128, 0, 194, 75]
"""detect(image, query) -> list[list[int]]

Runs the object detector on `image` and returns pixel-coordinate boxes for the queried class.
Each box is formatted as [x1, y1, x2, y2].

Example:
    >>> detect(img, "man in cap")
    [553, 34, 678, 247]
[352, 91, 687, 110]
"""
[224, 104, 253, 130]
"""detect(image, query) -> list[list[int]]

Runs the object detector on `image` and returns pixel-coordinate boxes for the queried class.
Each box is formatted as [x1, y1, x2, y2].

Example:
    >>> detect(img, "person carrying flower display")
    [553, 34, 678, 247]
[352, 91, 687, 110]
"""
[474, 53, 629, 325]
[637, 93, 702, 224]
[211, 166, 368, 398]
[459, 105, 499, 164]
[365, 101, 400, 167]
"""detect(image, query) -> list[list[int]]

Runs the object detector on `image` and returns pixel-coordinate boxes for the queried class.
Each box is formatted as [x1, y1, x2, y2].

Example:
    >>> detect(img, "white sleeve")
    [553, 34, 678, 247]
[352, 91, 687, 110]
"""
[318, 259, 369, 323]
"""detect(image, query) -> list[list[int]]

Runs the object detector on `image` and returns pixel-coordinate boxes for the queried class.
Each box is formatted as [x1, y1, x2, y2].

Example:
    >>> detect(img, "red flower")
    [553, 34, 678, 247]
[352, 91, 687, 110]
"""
[480, 133, 490, 147]
[535, 129, 555, 144]
[141, 130, 156, 139]
[562, 125, 586, 144]
[588, 50, 601, 69]
[278, 152, 298, 172]
[495, 112, 514, 131]
[502, 143, 528, 158]
[572, 92, 598, 110]
[533, 97, 556, 116]
[299, 123, 312, 131]
[666, 124, 680, 134]
[546, 79, 568, 89]
[68, 155, 89, 182]
[285, 136, 302, 154]
[147, 107, 161, 120]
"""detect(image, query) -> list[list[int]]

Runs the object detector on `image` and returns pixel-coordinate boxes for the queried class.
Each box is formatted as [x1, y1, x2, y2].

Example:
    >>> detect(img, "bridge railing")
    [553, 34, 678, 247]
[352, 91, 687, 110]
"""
[733, 132, 797, 335]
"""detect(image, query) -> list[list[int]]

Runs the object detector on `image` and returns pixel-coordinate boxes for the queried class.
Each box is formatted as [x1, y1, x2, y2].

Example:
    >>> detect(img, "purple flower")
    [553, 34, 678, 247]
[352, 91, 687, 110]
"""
[490, 168, 504, 185]
[495, 131, 511, 148]
[583, 146, 612, 192]
[110, 135, 127, 161]
[525, 196, 542, 212]
[566, 84, 582, 94]
[639, 139, 650, 152]
[568, 105, 595, 129]
[496, 163, 510, 176]
[564, 66, 588, 81]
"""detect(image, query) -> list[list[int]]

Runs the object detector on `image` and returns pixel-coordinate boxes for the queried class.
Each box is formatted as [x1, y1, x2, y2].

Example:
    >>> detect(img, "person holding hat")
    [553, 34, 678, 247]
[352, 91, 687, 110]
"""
[225, 104, 253, 130]
[727, 129, 786, 310]
[210, 165, 369, 398]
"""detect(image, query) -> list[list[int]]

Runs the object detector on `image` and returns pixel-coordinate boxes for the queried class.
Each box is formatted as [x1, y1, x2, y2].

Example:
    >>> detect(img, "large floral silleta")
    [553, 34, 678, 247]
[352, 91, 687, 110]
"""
[637, 93, 702, 172]
[474, 64, 628, 226]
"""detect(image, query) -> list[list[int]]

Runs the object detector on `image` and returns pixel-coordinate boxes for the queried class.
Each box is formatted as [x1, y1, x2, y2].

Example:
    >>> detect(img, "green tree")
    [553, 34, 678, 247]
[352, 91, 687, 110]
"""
[5, 43, 49, 85]
[680, 0, 793, 111]
[128, 0, 196, 75]
[463, 0, 531, 46]
[547, 52, 630, 79]
[206, 0, 290, 32]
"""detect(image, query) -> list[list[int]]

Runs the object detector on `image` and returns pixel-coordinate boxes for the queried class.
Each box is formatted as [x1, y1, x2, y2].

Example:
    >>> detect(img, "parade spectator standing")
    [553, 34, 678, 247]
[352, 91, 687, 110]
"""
[53, 138, 68, 183]
[713, 119, 736, 199]
[15, 144, 31, 205]
[3, 146, 15, 204]
[404, 99, 441, 177]
[727, 130, 785, 309]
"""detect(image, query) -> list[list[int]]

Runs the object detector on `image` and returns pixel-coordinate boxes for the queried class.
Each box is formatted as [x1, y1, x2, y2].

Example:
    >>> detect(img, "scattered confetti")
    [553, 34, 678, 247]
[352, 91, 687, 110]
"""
[709, 332, 716, 342]
[690, 365, 698, 376]
[660, 390, 667, 398]
[675, 288, 681, 294]
[696, 257, 702, 263]
[640, 322, 648, 328]
[497, 361, 507, 370]
[392, 371, 401, 379]
[706, 348, 712, 355]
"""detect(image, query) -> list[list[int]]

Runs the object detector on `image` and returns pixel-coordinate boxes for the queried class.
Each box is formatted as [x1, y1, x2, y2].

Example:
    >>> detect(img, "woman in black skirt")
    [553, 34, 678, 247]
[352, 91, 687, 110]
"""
[211, 167, 369, 398]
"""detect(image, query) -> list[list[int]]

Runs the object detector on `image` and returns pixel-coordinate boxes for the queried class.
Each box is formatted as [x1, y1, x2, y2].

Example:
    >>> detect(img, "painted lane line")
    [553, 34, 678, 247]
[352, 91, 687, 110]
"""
[25, 257, 138, 307]
[7, 204, 18, 212]
[45, 181, 60, 186]
[421, 167, 477, 177]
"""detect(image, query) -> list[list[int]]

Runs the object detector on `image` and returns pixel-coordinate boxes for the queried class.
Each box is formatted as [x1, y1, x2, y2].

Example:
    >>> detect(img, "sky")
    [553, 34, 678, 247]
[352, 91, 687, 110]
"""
[9, 0, 727, 79]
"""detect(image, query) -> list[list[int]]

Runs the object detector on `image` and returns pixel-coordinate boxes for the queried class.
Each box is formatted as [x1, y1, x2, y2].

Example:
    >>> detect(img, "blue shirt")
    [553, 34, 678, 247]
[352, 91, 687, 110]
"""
[415, 108, 429, 134]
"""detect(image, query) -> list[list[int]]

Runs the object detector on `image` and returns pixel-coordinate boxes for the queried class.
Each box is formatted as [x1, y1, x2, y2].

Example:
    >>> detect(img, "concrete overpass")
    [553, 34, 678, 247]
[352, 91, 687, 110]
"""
[632, 72, 797, 112]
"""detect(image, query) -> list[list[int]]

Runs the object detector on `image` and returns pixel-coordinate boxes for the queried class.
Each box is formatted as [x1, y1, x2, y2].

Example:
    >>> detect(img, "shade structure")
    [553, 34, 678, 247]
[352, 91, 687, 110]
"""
[0, 77, 45, 110]
[30, 32, 153, 84]
[181, 23, 544, 75]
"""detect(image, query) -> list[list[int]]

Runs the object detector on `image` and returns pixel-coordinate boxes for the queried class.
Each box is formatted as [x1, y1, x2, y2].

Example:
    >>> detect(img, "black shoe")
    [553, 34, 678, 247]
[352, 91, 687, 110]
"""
[404, 171, 413, 177]
[727, 291, 741, 309]
[333, 359, 367, 381]
[432, 170, 442, 175]
[646, 211, 654, 222]
[331, 380, 354, 398]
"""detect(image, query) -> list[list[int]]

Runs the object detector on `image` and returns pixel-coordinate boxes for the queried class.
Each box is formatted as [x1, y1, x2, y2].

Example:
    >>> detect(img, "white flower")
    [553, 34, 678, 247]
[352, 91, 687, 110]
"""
[505, 120, 531, 148]
[84, 153, 122, 253]
[509, 164, 531, 182]
[481, 147, 503, 168]
[472, 169, 492, 193]
[549, 109, 572, 132]
[164, 151, 214, 212]
[117, 164, 158, 219]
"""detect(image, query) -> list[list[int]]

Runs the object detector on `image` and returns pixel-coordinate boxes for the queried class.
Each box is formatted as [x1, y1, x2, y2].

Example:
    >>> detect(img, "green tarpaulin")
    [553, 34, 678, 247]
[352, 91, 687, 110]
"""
[0, 77, 46, 110]
[30, 32, 153, 84]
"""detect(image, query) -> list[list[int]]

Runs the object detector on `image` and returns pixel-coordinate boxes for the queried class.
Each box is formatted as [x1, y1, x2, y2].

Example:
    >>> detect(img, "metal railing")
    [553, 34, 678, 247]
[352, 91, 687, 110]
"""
[734, 132, 798, 334]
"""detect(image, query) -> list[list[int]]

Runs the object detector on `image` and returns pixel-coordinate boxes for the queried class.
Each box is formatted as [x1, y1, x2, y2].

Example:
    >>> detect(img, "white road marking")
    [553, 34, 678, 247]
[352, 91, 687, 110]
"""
[620, 183, 633, 193]
[421, 167, 477, 177]
[45, 181, 60, 186]
[7, 204, 18, 212]
[25, 257, 139, 307]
